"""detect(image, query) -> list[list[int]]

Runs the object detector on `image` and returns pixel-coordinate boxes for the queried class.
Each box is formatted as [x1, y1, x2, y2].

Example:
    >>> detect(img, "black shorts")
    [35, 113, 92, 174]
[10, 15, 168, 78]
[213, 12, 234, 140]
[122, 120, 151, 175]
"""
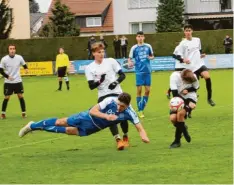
[194, 65, 208, 78]
[98, 93, 119, 103]
[4, 82, 24, 96]
[169, 98, 196, 115]
[57, 67, 67, 77]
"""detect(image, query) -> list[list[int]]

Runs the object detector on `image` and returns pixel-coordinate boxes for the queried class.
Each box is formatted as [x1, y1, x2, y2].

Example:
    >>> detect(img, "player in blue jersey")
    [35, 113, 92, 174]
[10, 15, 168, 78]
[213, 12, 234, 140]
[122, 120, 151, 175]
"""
[128, 31, 154, 118]
[18, 93, 150, 145]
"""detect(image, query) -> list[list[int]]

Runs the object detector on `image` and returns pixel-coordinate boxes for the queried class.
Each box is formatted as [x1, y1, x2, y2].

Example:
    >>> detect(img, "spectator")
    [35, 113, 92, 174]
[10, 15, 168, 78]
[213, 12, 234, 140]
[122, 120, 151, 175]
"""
[223, 35, 233, 54]
[120, 35, 128, 58]
[100, 35, 108, 57]
[113, 35, 121, 59]
[87, 36, 96, 59]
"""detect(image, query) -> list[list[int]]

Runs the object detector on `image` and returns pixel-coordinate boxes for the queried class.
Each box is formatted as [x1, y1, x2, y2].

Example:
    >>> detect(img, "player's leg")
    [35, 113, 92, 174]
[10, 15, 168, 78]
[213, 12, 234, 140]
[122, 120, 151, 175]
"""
[200, 68, 215, 106]
[141, 74, 151, 115]
[1, 83, 13, 119]
[64, 76, 70, 90]
[15, 82, 26, 118]
[169, 113, 182, 148]
[136, 73, 144, 117]
[120, 120, 129, 147]
[57, 67, 63, 91]
[177, 109, 191, 143]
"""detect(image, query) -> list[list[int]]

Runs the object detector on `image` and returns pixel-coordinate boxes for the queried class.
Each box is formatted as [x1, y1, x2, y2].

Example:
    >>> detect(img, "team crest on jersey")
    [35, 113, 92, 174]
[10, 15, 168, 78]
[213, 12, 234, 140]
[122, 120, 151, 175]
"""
[106, 109, 115, 115]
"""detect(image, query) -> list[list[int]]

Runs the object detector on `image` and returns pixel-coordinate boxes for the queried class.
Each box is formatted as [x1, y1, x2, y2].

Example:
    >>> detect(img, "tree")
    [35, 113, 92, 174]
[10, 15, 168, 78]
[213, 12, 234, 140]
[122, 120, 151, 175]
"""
[40, 0, 80, 37]
[156, 0, 184, 32]
[0, 0, 13, 39]
[29, 0, 39, 13]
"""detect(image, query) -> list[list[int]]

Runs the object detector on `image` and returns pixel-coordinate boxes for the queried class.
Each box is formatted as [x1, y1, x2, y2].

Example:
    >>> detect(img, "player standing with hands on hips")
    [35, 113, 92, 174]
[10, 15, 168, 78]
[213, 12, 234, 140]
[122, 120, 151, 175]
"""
[175, 24, 215, 106]
[128, 31, 154, 118]
[85, 42, 129, 150]
[0, 44, 28, 119]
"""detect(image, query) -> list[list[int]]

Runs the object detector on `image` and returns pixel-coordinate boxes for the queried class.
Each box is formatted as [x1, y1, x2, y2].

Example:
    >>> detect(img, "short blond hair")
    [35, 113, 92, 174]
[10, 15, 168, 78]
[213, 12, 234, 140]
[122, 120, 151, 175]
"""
[91, 42, 105, 53]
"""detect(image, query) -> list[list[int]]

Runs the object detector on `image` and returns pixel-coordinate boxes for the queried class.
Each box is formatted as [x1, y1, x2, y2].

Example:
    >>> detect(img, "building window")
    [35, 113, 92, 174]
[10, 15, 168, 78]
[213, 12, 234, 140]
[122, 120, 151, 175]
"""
[131, 22, 155, 34]
[128, 0, 157, 9]
[86, 17, 102, 27]
[221, 0, 232, 10]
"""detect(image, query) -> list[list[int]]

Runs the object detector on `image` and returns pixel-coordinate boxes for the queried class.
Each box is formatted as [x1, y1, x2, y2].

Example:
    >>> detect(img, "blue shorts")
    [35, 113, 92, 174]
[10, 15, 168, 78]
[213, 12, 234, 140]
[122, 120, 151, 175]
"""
[67, 112, 98, 137]
[136, 73, 151, 86]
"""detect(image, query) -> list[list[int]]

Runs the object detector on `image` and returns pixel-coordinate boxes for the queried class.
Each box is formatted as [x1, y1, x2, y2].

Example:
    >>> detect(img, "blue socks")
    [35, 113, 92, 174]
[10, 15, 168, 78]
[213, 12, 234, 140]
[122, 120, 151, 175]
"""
[142, 96, 149, 111]
[136, 97, 142, 111]
[30, 118, 57, 130]
[136, 96, 149, 111]
[44, 126, 66, 134]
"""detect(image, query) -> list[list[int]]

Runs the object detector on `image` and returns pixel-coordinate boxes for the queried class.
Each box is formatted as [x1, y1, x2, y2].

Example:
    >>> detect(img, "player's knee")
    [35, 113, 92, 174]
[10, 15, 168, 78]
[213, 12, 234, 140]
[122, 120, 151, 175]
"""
[58, 77, 62, 81]
[66, 127, 78, 135]
[170, 115, 177, 123]
[177, 109, 186, 121]
[17, 94, 23, 99]
[202, 71, 210, 79]
[55, 118, 67, 126]
[189, 102, 196, 109]
[4, 96, 10, 100]
[145, 88, 150, 96]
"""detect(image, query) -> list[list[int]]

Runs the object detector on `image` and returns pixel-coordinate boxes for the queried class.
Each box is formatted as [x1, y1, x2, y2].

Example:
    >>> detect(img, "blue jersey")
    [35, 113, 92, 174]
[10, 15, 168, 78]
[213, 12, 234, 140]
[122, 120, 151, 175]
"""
[67, 97, 140, 136]
[129, 43, 153, 74]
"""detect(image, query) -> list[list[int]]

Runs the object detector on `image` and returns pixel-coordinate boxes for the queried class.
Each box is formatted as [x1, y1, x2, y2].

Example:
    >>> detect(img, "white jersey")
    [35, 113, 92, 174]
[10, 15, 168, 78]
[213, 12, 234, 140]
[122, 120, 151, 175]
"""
[170, 71, 199, 102]
[176, 37, 205, 72]
[0, 55, 26, 84]
[85, 58, 123, 98]
[173, 45, 187, 69]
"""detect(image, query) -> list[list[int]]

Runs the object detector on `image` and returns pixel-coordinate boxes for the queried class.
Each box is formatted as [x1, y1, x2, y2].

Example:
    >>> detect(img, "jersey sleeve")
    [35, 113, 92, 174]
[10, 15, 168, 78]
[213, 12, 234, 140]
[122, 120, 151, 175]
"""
[176, 42, 185, 58]
[170, 73, 178, 90]
[65, 54, 70, 67]
[98, 97, 114, 110]
[127, 106, 140, 125]
[148, 44, 154, 56]
[129, 45, 135, 59]
[0, 58, 4, 68]
[198, 38, 202, 50]
[20, 56, 26, 66]
[85, 65, 94, 81]
[111, 58, 122, 73]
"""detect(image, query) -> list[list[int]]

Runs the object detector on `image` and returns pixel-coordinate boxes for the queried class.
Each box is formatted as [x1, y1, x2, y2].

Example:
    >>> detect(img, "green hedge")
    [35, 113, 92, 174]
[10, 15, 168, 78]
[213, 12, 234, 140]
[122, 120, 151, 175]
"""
[0, 29, 232, 61]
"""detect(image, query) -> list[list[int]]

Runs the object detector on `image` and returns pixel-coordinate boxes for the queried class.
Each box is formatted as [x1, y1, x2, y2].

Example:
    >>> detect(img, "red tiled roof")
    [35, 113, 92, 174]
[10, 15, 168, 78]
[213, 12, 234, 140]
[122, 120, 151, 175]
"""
[44, 0, 113, 33]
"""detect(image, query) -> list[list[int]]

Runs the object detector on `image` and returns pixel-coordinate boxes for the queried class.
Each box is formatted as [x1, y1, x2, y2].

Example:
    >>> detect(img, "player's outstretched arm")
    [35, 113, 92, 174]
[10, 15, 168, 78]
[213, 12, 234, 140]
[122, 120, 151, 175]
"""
[135, 123, 150, 143]
[90, 104, 117, 121]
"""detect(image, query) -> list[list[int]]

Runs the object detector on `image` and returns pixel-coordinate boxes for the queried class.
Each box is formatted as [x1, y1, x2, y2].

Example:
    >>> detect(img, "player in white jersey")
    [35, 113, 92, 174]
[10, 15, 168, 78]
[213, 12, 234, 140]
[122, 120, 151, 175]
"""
[0, 44, 28, 119]
[85, 42, 129, 150]
[169, 69, 199, 148]
[175, 24, 215, 106]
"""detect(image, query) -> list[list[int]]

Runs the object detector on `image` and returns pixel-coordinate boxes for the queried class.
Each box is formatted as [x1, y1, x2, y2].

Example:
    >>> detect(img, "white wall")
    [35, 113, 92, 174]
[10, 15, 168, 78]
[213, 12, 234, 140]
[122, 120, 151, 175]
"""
[185, 0, 233, 13]
[113, 0, 157, 35]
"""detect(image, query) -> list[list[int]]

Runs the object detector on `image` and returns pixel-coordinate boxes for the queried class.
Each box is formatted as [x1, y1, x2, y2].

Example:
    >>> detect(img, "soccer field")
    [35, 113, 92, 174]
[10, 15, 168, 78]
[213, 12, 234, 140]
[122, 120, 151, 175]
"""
[0, 70, 232, 184]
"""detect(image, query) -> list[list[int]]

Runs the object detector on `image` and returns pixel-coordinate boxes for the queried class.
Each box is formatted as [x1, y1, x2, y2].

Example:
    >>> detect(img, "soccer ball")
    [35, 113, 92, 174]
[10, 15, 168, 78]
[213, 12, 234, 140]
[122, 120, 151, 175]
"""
[169, 97, 184, 112]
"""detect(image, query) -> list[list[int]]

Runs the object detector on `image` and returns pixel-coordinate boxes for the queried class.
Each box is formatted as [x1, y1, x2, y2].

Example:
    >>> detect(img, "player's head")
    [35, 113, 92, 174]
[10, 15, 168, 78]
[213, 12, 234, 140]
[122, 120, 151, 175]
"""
[184, 24, 193, 39]
[117, 92, 131, 112]
[226, 35, 230, 38]
[59, 47, 64, 54]
[91, 42, 105, 61]
[181, 69, 196, 83]
[136, 31, 145, 44]
[8, 44, 16, 57]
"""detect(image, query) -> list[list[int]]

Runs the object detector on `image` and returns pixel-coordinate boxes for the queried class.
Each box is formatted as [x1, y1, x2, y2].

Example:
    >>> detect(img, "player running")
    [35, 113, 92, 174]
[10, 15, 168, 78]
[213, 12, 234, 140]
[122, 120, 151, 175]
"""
[55, 47, 70, 91]
[128, 31, 154, 118]
[85, 42, 129, 150]
[0, 44, 28, 119]
[169, 69, 199, 148]
[175, 24, 215, 106]
[19, 93, 150, 146]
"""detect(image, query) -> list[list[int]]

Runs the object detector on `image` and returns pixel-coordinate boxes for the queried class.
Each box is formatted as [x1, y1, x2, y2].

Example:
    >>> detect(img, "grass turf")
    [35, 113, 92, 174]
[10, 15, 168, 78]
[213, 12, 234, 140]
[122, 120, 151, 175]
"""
[0, 70, 233, 184]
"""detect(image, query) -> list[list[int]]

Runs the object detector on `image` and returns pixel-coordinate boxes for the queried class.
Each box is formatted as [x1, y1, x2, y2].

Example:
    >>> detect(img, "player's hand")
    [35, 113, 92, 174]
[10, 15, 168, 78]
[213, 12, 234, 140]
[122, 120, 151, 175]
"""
[182, 90, 188, 95]
[183, 59, 190, 64]
[148, 56, 154, 60]
[105, 114, 118, 121]
[8, 76, 14, 81]
[128, 61, 134, 68]
[25, 69, 29, 74]
[140, 131, 150, 143]
[99, 74, 106, 83]
[200, 53, 206, 58]
[108, 81, 118, 90]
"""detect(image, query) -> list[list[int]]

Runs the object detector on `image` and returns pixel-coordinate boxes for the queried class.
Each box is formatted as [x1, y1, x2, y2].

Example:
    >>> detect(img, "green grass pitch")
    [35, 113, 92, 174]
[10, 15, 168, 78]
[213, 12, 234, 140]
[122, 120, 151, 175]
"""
[0, 70, 232, 184]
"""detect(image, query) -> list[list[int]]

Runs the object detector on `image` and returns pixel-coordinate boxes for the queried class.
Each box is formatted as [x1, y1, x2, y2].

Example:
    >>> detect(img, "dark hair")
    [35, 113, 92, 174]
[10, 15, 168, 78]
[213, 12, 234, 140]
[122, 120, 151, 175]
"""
[184, 24, 193, 30]
[8, 44, 16, 50]
[91, 42, 105, 52]
[118, 92, 131, 105]
[137, 31, 144, 35]
[181, 69, 196, 83]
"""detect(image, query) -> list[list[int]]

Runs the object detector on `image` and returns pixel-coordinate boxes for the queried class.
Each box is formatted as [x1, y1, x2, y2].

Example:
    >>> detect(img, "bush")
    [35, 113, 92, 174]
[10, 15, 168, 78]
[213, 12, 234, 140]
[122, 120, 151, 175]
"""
[0, 29, 232, 61]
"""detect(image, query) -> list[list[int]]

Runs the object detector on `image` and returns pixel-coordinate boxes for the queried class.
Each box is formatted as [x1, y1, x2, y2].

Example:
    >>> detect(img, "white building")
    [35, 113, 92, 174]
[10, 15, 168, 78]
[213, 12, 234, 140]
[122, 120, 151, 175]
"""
[113, 0, 158, 34]
[184, 0, 233, 30]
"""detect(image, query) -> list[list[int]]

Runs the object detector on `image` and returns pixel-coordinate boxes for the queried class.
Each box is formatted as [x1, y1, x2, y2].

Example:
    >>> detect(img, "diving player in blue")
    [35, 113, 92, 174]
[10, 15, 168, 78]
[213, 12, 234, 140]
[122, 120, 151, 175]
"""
[128, 31, 154, 118]
[18, 93, 150, 145]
